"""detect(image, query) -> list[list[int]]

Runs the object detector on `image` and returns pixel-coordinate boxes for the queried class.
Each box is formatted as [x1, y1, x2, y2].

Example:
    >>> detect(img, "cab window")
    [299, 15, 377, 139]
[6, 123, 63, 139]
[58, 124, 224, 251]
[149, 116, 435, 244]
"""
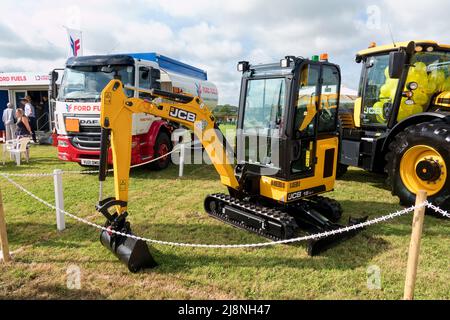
[242, 77, 286, 137]
[294, 64, 319, 137]
[361, 54, 397, 126]
[318, 65, 339, 133]
[291, 64, 320, 175]
[138, 67, 152, 99]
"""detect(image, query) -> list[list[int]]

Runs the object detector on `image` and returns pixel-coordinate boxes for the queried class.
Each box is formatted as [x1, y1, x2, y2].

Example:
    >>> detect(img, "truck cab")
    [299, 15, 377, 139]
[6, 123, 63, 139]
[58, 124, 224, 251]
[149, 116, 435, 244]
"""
[52, 53, 218, 168]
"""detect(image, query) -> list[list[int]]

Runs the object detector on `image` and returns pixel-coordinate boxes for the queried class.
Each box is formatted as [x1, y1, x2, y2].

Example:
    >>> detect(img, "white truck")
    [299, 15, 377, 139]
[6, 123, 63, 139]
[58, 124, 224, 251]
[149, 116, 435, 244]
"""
[51, 53, 218, 168]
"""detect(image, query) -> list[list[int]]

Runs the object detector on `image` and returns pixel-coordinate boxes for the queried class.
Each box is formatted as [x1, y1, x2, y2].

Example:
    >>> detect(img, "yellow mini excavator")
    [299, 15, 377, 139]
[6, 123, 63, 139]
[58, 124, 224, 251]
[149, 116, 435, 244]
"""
[96, 56, 367, 272]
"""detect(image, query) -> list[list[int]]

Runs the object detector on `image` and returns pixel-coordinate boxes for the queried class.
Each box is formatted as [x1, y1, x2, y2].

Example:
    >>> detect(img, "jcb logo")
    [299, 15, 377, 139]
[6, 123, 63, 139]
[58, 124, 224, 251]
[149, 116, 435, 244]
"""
[287, 191, 303, 201]
[169, 107, 196, 123]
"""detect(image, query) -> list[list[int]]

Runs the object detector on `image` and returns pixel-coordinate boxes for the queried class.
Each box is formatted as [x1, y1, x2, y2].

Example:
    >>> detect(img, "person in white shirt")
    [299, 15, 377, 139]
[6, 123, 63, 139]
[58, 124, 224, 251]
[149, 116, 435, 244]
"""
[2, 102, 16, 141]
[22, 96, 37, 142]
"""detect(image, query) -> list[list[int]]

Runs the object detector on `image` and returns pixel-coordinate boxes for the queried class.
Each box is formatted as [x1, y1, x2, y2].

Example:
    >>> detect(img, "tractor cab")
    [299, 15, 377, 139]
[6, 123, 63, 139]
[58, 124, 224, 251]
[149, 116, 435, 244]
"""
[340, 41, 450, 173]
[339, 40, 450, 212]
[356, 41, 450, 130]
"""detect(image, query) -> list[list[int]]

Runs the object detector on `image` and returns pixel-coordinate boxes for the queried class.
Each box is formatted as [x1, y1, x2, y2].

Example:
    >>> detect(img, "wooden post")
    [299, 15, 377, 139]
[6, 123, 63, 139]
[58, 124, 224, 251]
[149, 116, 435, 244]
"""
[403, 190, 427, 300]
[0, 187, 12, 263]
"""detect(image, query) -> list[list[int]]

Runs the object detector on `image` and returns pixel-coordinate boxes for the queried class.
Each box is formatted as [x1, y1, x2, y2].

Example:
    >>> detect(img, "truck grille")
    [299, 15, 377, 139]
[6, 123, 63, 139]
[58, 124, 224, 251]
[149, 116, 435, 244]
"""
[70, 135, 101, 150]
[79, 126, 101, 134]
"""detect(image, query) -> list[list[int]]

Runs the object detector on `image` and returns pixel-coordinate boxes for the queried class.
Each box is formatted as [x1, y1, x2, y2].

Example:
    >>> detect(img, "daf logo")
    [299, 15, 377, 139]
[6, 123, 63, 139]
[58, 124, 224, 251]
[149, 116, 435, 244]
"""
[79, 118, 99, 126]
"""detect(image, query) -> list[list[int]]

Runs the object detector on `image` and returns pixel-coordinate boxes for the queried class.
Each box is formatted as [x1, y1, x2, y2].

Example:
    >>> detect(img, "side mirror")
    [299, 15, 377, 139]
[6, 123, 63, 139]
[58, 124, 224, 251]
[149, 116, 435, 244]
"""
[140, 67, 150, 80]
[50, 70, 59, 100]
[151, 68, 160, 79]
[52, 70, 59, 82]
[389, 51, 406, 79]
[151, 68, 161, 90]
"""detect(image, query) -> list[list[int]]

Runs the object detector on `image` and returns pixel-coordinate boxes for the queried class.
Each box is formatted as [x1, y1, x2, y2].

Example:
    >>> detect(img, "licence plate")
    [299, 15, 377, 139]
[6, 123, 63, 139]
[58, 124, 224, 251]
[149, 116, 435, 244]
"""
[80, 159, 100, 166]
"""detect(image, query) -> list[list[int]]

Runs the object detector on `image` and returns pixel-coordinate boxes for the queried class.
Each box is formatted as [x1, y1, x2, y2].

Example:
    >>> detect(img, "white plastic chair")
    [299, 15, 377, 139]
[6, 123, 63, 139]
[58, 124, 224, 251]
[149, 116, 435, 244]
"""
[2, 140, 16, 165]
[3, 137, 30, 165]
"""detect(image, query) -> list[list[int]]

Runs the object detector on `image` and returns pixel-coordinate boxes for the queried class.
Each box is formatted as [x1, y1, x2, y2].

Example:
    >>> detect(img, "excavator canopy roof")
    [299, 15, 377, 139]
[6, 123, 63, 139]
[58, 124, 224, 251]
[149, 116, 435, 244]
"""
[356, 40, 450, 58]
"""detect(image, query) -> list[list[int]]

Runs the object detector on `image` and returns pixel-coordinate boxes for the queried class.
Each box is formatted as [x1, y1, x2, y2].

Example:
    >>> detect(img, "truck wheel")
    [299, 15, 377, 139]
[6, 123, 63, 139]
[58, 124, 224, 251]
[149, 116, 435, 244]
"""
[385, 121, 450, 214]
[150, 132, 172, 170]
[336, 163, 348, 178]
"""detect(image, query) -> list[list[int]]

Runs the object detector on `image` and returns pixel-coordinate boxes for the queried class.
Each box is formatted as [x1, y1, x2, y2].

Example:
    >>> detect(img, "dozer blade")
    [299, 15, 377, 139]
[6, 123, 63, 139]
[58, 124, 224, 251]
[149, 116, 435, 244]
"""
[306, 216, 368, 256]
[100, 228, 157, 273]
[287, 201, 368, 256]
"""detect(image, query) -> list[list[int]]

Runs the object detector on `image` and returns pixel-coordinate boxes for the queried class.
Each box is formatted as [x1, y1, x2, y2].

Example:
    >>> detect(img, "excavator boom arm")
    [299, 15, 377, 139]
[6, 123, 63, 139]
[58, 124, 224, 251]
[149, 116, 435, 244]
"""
[99, 80, 239, 213]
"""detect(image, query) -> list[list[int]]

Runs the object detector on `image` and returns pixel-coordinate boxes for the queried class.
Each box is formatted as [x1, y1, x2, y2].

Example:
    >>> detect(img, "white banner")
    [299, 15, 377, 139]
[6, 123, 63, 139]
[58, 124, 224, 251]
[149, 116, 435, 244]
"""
[65, 27, 83, 57]
[0, 72, 50, 87]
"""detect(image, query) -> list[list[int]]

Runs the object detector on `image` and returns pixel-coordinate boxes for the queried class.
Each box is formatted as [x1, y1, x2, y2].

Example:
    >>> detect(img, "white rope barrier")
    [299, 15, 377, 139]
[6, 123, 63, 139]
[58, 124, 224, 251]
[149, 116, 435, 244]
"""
[425, 201, 450, 218]
[0, 144, 183, 177]
[1, 173, 448, 249]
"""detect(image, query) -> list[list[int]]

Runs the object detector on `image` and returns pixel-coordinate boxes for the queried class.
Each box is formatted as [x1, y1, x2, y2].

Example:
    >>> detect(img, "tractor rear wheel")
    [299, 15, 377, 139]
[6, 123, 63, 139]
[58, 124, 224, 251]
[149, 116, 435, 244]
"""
[385, 120, 450, 214]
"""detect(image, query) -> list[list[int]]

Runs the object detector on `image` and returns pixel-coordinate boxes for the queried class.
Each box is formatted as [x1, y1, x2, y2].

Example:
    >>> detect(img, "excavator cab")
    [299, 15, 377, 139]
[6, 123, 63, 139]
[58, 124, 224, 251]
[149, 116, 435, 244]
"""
[235, 57, 341, 187]
[96, 56, 367, 272]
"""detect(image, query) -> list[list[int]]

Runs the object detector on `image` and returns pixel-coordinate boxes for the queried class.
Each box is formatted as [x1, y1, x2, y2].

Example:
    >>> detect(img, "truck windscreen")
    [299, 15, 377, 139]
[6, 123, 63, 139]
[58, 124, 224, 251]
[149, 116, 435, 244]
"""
[58, 65, 135, 101]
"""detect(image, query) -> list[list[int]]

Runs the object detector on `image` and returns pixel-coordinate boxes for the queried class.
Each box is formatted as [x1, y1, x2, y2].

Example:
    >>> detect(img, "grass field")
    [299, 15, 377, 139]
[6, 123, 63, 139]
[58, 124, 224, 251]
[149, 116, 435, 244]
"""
[0, 143, 449, 300]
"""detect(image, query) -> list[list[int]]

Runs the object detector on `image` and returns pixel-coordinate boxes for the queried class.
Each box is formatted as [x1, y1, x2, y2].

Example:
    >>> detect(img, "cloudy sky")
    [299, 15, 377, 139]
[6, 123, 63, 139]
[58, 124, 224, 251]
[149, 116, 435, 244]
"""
[0, 0, 449, 105]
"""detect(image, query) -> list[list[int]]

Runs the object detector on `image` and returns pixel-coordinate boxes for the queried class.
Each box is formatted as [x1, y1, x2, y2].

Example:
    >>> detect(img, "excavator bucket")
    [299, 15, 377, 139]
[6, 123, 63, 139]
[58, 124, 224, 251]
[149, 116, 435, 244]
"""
[96, 196, 157, 273]
[100, 227, 157, 273]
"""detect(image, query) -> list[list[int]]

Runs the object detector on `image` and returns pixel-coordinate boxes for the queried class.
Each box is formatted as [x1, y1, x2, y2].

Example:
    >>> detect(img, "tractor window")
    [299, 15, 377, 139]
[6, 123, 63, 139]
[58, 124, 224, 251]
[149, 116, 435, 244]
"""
[396, 51, 450, 121]
[295, 64, 320, 137]
[361, 54, 397, 126]
[318, 66, 340, 133]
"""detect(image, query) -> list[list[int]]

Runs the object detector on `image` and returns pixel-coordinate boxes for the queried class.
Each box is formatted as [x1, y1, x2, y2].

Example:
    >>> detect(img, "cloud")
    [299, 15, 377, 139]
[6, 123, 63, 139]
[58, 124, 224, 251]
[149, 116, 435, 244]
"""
[0, 0, 449, 105]
[0, 22, 65, 60]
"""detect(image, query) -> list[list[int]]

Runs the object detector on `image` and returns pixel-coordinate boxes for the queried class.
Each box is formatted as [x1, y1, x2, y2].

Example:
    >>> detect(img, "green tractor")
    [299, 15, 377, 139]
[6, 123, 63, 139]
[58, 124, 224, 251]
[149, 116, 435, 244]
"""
[339, 40, 450, 212]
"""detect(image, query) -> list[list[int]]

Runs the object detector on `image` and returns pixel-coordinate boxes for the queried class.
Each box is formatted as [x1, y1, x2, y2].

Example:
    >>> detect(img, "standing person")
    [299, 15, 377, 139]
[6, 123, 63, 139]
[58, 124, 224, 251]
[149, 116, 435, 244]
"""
[15, 108, 32, 138]
[23, 96, 37, 142]
[40, 96, 50, 131]
[14, 108, 32, 162]
[2, 102, 16, 141]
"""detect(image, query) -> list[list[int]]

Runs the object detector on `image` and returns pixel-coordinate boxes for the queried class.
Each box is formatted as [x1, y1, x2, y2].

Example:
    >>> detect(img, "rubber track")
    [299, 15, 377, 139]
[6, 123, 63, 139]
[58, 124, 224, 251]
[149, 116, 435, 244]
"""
[205, 193, 298, 240]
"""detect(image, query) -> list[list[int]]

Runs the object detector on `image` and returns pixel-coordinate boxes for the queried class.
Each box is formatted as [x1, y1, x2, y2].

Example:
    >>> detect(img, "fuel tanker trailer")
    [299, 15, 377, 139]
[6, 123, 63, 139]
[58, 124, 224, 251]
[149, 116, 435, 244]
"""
[50, 53, 218, 169]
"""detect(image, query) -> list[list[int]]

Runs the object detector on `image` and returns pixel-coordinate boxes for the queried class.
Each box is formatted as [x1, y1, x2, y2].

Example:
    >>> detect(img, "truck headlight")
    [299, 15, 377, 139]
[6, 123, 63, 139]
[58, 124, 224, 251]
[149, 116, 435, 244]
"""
[58, 140, 69, 147]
